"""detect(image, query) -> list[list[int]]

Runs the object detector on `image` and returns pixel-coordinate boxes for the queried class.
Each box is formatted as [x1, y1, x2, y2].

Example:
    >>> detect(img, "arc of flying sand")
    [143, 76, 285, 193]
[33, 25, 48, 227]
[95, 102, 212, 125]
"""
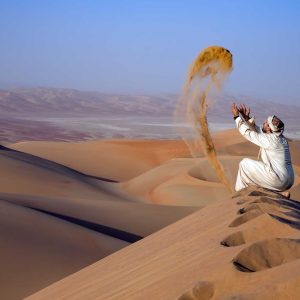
[175, 46, 233, 192]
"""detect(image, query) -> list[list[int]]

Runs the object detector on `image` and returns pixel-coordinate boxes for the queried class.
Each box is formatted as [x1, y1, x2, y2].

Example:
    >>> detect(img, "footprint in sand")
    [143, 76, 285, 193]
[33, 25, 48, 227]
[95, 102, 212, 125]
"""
[233, 186, 283, 203]
[221, 216, 294, 247]
[236, 198, 254, 205]
[228, 209, 265, 227]
[229, 197, 294, 227]
[232, 196, 300, 228]
[232, 186, 278, 198]
[233, 238, 300, 272]
[221, 230, 246, 247]
[223, 194, 300, 246]
[236, 195, 281, 206]
[237, 201, 281, 215]
[178, 281, 214, 300]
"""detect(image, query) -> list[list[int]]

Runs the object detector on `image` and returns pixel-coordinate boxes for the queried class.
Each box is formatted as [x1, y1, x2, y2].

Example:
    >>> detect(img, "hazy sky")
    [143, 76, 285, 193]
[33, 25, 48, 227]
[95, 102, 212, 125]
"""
[1, 0, 299, 103]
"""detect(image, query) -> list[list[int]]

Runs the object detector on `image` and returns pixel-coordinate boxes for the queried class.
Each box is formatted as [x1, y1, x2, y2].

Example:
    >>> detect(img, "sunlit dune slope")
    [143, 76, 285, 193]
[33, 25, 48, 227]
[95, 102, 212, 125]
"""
[121, 156, 243, 206]
[9, 139, 192, 181]
[0, 145, 196, 237]
[26, 186, 300, 300]
[9, 129, 244, 181]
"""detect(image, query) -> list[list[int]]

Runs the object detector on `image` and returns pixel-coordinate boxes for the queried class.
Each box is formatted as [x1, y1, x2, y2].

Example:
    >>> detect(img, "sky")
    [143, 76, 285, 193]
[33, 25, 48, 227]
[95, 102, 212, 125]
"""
[0, 0, 299, 103]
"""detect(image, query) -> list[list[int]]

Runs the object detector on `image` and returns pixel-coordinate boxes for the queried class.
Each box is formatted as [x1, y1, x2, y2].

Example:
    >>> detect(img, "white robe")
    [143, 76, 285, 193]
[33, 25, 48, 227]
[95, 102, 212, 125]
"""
[235, 116, 294, 192]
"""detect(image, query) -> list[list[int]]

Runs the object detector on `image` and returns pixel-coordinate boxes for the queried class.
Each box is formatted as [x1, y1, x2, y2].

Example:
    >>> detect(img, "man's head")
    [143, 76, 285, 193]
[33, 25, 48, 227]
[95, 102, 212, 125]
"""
[262, 115, 284, 134]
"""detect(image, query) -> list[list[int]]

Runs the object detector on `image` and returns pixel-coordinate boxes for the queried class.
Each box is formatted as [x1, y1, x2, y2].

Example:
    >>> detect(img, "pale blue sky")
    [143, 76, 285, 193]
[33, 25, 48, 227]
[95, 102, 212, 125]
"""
[0, 0, 299, 103]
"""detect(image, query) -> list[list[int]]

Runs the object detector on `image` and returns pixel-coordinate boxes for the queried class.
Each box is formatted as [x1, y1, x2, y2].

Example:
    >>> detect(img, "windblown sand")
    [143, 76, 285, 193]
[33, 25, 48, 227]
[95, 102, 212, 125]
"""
[175, 46, 233, 192]
[0, 129, 299, 299]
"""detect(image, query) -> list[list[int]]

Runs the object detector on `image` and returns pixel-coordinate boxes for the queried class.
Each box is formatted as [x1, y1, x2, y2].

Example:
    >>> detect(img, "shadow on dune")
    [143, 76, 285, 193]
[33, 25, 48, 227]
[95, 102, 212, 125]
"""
[0, 144, 197, 238]
[270, 214, 300, 230]
[29, 206, 142, 243]
[235, 190, 300, 230]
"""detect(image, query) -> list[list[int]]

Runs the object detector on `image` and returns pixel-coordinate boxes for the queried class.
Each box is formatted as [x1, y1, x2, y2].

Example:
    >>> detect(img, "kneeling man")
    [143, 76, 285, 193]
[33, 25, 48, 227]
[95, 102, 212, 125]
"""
[231, 103, 294, 197]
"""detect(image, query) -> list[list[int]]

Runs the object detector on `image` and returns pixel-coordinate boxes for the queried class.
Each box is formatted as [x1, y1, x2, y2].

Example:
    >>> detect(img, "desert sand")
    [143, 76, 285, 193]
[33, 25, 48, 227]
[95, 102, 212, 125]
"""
[0, 128, 299, 299]
[25, 187, 300, 300]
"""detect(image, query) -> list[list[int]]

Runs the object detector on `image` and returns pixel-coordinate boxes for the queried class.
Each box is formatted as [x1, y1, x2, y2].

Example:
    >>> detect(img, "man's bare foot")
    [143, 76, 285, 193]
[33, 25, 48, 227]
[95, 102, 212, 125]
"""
[279, 191, 290, 198]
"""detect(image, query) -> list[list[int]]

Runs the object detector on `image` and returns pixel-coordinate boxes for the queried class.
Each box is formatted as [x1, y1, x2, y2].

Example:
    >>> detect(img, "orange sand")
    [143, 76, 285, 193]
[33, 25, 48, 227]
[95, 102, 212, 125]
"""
[0, 129, 298, 299]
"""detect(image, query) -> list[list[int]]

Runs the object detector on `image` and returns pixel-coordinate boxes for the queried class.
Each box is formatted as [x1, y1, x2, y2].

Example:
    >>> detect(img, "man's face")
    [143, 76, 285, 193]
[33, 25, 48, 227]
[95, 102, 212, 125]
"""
[262, 120, 272, 133]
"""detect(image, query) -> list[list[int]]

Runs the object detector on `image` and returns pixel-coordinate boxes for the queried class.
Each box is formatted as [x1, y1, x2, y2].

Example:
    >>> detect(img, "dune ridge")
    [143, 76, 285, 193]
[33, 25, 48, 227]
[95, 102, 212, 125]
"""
[25, 186, 300, 300]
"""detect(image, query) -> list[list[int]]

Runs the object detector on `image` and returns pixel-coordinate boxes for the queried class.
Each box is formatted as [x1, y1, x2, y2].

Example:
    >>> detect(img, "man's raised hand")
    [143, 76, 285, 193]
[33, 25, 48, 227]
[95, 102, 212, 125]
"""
[238, 104, 251, 121]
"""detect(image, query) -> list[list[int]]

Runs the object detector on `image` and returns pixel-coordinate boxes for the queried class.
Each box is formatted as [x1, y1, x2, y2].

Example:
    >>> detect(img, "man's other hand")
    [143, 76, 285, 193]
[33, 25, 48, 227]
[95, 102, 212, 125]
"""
[231, 103, 239, 118]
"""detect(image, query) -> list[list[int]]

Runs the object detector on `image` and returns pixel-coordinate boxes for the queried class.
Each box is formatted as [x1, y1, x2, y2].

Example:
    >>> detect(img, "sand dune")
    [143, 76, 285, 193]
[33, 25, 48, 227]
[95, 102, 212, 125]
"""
[1, 129, 299, 299]
[9, 139, 192, 181]
[0, 145, 127, 199]
[121, 156, 244, 206]
[25, 186, 300, 300]
[1, 191, 196, 238]
[0, 143, 197, 299]
[9, 129, 244, 181]
[0, 200, 128, 300]
[0, 145, 197, 235]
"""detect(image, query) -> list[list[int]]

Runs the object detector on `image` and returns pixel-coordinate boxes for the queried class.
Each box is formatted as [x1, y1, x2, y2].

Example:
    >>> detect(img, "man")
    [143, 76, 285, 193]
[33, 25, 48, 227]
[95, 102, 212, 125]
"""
[231, 103, 294, 197]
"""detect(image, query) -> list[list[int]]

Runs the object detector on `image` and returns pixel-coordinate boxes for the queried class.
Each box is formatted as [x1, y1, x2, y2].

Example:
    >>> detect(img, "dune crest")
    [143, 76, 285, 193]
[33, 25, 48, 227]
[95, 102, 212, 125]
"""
[23, 186, 300, 300]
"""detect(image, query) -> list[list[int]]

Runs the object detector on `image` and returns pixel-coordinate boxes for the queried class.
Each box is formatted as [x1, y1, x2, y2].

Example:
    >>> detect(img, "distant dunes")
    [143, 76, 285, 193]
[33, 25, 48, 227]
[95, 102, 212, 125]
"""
[1, 87, 300, 142]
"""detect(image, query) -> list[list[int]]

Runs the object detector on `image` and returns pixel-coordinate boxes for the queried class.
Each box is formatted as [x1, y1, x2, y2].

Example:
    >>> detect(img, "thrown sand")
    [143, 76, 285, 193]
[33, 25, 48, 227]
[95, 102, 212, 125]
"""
[176, 46, 233, 192]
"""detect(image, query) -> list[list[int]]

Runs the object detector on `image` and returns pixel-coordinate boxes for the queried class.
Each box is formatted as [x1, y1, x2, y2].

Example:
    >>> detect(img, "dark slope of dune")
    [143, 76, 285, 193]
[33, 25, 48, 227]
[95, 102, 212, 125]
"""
[0, 200, 129, 300]
[0, 144, 198, 300]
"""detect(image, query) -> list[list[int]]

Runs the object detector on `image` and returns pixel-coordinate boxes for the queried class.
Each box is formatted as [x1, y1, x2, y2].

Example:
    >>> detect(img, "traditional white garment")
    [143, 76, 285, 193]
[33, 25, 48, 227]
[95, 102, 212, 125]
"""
[235, 116, 294, 192]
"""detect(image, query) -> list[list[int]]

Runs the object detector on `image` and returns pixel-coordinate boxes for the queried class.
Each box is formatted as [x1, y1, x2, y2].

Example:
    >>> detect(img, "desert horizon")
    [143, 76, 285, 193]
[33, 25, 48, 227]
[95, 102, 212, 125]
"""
[1, 87, 300, 144]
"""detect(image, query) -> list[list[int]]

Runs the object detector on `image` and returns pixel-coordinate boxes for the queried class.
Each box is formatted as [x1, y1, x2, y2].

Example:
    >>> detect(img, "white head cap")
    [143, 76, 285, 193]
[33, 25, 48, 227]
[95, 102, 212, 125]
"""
[267, 115, 284, 133]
